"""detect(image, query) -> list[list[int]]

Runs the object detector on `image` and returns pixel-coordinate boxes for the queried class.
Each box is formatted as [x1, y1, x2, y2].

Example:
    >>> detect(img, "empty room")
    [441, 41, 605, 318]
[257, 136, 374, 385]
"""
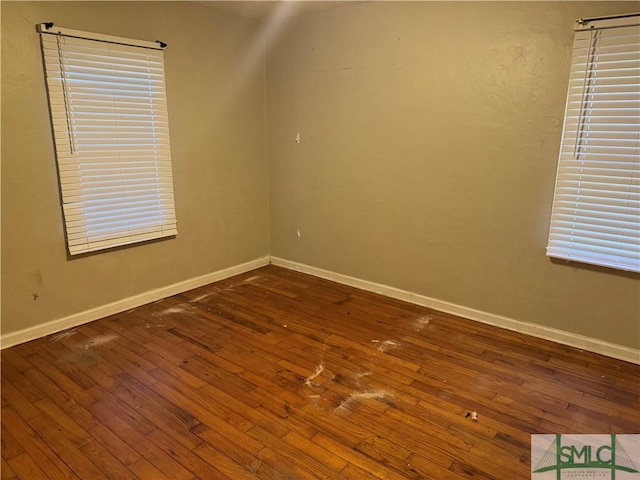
[1, 1, 639, 479]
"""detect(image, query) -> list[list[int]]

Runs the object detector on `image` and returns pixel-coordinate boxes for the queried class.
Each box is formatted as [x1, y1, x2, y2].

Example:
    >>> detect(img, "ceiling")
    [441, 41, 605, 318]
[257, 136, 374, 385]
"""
[203, 1, 361, 19]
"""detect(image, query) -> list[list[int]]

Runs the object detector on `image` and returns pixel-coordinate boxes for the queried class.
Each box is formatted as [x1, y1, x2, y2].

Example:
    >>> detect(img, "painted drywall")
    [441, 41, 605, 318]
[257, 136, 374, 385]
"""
[266, 2, 640, 349]
[1, 2, 270, 335]
[3, 1, 638, 352]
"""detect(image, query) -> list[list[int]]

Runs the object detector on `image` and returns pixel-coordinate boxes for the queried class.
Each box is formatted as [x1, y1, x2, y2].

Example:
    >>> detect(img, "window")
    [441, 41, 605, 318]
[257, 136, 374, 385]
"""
[38, 24, 177, 255]
[547, 14, 640, 273]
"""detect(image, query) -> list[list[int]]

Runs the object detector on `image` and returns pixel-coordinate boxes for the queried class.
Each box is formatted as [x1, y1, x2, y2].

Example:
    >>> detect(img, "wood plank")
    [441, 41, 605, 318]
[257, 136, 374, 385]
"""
[23, 367, 99, 431]
[312, 432, 411, 480]
[110, 373, 203, 450]
[26, 414, 109, 480]
[15, 351, 96, 410]
[128, 458, 173, 480]
[77, 439, 138, 480]
[0, 364, 47, 405]
[1, 407, 80, 480]
[0, 381, 42, 422]
[146, 428, 233, 480]
[148, 367, 258, 433]
[87, 424, 140, 467]
[1, 265, 637, 480]
[1, 425, 24, 461]
[6, 453, 48, 480]
[33, 399, 92, 448]
[1, 457, 18, 480]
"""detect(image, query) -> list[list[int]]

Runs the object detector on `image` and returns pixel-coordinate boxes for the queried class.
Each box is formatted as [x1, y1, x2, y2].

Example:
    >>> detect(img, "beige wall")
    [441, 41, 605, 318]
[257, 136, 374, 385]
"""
[266, 2, 640, 349]
[1, 2, 270, 334]
[2, 1, 638, 351]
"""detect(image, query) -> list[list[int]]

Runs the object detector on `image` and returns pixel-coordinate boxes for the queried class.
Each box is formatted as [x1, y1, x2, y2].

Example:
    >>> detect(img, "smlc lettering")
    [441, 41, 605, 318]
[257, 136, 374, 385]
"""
[560, 445, 591, 465]
[596, 445, 612, 464]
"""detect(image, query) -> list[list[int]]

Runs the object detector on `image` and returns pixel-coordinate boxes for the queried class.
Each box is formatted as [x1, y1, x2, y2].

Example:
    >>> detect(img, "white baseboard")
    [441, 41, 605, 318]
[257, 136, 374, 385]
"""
[0, 256, 270, 350]
[4, 254, 637, 365]
[271, 256, 640, 365]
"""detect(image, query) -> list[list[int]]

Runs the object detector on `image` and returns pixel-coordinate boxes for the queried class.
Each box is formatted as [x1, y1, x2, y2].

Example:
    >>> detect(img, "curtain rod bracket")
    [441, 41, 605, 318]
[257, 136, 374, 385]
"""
[44, 22, 54, 29]
[156, 40, 167, 48]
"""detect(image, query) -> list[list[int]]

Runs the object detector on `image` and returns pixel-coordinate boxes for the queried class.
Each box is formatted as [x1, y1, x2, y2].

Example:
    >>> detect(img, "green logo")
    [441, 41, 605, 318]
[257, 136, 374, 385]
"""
[532, 434, 639, 479]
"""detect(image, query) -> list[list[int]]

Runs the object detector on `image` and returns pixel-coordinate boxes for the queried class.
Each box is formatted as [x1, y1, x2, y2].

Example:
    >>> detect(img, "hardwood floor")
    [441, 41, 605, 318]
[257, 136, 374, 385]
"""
[1, 265, 638, 479]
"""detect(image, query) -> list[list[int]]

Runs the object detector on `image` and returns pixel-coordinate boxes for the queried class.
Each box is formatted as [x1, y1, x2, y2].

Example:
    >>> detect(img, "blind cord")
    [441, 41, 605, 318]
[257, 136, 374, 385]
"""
[56, 34, 75, 154]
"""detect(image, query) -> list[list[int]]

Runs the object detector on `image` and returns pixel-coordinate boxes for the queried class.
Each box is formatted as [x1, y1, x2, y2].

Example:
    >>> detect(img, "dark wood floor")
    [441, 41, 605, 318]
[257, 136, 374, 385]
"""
[1, 265, 639, 479]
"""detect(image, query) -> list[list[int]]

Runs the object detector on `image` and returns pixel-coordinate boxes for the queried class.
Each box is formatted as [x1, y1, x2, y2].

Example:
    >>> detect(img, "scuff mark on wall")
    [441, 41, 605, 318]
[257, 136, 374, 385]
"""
[33, 270, 43, 288]
[31, 271, 44, 301]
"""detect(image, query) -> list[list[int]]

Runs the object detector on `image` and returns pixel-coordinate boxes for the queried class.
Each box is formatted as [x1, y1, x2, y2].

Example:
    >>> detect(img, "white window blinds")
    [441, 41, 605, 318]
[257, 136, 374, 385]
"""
[547, 14, 640, 273]
[38, 24, 177, 255]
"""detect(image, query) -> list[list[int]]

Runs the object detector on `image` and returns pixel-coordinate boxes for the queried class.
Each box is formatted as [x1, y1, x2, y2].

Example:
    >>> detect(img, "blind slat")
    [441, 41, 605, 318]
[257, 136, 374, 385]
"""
[547, 19, 640, 273]
[40, 28, 177, 255]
